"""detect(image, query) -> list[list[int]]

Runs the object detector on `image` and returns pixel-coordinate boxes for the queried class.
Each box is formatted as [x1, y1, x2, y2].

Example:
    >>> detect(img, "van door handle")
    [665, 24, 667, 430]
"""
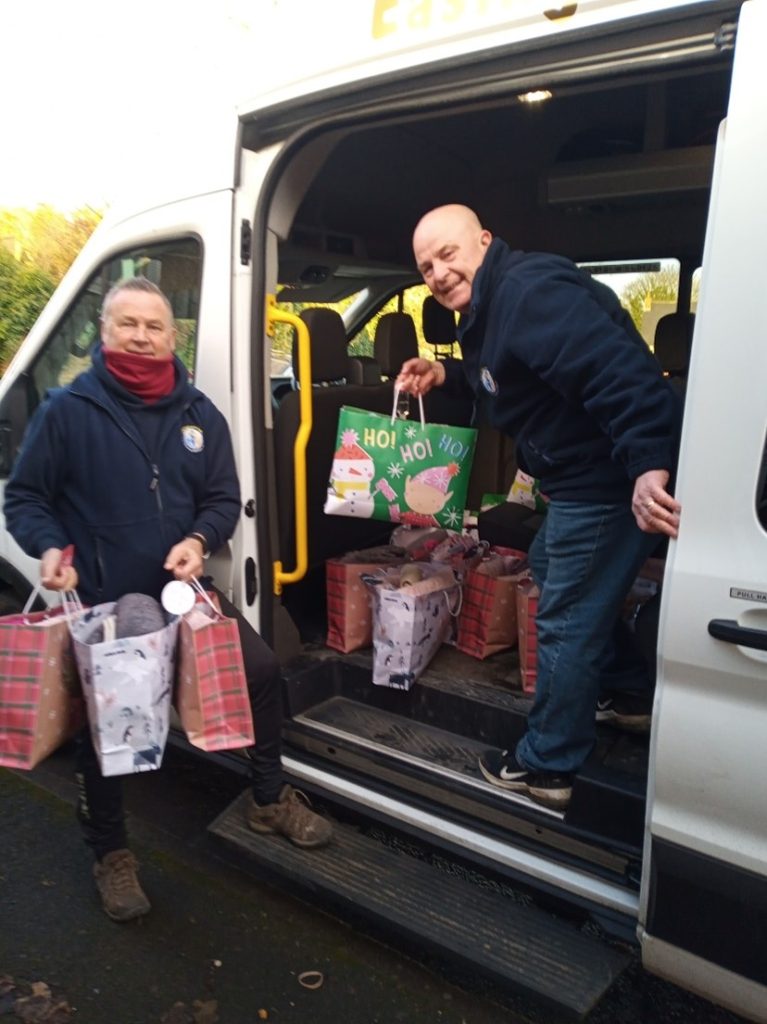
[708, 619, 767, 651]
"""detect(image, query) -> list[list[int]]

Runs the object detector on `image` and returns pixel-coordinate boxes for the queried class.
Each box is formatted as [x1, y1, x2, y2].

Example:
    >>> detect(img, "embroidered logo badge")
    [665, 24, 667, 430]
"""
[181, 425, 204, 453]
[480, 366, 498, 395]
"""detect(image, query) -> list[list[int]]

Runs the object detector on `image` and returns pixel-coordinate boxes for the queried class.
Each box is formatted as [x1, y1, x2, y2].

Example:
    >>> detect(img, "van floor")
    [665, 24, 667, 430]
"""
[282, 636, 650, 890]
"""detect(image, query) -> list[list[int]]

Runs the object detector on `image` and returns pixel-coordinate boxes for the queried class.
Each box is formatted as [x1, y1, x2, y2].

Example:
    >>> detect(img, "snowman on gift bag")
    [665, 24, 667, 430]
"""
[326, 428, 376, 518]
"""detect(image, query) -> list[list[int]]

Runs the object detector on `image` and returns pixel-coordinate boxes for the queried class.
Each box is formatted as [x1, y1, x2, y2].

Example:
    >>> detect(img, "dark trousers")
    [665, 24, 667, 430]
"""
[75, 587, 284, 860]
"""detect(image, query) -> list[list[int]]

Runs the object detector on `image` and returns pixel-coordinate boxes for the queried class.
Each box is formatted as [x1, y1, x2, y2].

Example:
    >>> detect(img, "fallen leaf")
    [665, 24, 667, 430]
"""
[257, 1011, 268, 1021]
[14, 994, 73, 1023]
[192, 999, 218, 1024]
[29, 984, 51, 999]
[160, 1002, 192, 1024]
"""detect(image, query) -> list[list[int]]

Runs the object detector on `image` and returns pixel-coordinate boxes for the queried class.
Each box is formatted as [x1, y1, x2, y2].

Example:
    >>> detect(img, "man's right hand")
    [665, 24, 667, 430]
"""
[41, 548, 79, 592]
[396, 358, 446, 396]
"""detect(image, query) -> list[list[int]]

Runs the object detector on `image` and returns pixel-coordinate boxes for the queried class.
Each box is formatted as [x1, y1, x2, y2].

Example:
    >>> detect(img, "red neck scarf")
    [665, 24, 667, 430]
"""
[103, 348, 175, 403]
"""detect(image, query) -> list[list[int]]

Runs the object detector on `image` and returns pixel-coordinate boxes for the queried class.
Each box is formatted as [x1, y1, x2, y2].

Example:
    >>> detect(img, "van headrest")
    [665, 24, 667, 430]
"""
[374, 312, 419, 377]
[422, 295, 457, 347]
[297, 308, 350, 383]
[654, 312, 694, 376]
[348, 355, 382, 385]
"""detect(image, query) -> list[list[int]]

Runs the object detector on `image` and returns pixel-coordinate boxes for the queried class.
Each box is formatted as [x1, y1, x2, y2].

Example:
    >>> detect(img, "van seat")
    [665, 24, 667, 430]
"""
[348, 355, 382, 385]
[654, 312, 693, 398]
[295, 307, 350, 383]
[273, 308, 393, 594]
[422, 295, 458, 358]
[374, 312, 419, 377]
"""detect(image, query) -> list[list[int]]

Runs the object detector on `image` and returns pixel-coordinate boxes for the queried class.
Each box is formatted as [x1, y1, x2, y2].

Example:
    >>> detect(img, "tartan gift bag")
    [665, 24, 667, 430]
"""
[363, 564, 460, 690]
[326, 545, 408, 653]
[324, 389, 477, 530]
[0, 589, 84, 770]
[71, 598, 179, 776]
[455, 548, 530, 660]
[516, 579, 540, 694]
[175, 582, 254, 752]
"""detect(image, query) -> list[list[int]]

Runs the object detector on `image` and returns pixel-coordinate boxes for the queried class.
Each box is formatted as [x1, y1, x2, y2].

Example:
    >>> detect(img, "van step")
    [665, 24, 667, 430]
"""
[294, 694, 563, 817]
[209, 791, 629, 1020]
[287, 696, 647, 851]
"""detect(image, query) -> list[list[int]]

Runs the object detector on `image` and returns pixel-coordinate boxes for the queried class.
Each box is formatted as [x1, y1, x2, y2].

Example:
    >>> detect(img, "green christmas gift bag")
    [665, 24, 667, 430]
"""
[324, 390, 477, 530]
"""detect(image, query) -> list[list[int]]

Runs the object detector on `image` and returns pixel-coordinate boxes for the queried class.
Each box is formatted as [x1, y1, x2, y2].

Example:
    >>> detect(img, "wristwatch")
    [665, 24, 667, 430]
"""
[187, 532, 211, 559]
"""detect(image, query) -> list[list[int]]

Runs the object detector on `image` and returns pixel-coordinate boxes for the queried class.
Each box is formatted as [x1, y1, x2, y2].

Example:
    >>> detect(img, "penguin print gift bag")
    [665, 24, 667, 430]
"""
[71, 594, 178, 777]
[324, 391, 477, 530]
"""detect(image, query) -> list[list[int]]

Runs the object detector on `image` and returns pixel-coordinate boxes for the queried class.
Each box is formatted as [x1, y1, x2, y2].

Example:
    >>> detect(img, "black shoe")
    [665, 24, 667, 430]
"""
[595, 691, 653, 733]
[478, 749, 572, 811]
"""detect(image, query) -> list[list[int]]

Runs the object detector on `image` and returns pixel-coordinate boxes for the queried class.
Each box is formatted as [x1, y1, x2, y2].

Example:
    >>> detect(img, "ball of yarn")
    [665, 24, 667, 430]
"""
[114, 593, 166, 638]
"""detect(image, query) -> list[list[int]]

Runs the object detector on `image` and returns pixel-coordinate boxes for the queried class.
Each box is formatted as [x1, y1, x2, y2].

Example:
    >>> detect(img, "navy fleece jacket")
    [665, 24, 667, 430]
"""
[444, 239, 682, 502]
[4, 346, 241, 604]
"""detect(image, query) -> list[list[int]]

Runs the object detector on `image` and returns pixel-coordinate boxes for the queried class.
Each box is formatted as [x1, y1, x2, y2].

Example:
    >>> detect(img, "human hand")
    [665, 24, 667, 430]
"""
[164, 538, 204, 581]
[41, 547, 79, 592]
[396, 357, 446, 396]
[632, 469, 681, 538]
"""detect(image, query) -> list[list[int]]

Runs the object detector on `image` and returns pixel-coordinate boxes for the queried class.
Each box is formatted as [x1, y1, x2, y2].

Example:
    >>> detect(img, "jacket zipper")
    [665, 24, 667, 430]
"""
[150, 464, 163, 511]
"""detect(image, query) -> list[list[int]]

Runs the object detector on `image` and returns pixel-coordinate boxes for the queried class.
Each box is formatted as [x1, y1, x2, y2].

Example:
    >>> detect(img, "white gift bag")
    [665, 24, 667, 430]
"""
[71, 600, 179, 777]
[363, 564, 460, 690]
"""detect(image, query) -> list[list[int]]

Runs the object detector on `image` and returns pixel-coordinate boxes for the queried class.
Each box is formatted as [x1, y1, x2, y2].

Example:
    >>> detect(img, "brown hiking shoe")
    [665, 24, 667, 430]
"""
[93, 849, 151, 921]
[246, 785, 332, 849]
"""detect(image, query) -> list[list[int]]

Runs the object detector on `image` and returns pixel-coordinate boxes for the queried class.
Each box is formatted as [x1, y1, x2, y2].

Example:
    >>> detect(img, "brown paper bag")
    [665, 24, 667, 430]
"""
[326, 546, 407, 653]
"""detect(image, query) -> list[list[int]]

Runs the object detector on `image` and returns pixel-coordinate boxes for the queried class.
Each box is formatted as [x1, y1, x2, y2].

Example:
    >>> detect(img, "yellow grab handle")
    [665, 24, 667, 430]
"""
[266, 295, 312, 595]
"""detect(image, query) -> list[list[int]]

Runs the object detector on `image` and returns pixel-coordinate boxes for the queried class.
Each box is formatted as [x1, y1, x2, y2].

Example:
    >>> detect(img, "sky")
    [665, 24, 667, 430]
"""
[0, 1, 285, 211]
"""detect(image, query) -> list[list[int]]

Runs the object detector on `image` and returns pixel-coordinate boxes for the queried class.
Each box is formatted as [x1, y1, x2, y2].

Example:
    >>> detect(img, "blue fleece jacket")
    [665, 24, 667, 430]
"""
[4, 346, 241, 604]
[443, 239, 682, 502]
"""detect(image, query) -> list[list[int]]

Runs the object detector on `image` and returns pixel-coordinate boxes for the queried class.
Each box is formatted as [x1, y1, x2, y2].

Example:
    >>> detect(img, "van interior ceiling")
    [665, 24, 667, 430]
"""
[266, 62, 732, 283]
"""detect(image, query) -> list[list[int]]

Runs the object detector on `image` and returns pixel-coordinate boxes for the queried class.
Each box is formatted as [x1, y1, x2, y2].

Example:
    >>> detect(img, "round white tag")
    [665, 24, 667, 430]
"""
[161, 580, 195, 616]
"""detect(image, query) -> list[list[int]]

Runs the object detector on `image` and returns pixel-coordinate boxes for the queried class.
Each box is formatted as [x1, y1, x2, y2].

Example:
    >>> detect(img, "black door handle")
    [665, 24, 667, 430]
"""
[708, 619, 767, 651]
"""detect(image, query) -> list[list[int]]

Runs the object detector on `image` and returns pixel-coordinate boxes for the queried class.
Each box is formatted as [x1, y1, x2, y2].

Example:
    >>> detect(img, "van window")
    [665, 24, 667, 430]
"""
[580, 259, 681, 350]
[691, 267, 702, 313]
[26, 238, 202, 407]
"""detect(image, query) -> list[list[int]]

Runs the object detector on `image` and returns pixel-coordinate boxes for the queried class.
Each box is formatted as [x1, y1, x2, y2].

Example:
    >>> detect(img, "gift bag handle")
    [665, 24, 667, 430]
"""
[189, 577, 221, 616]
[391, 385, 425, 427]
[444, 584, 463, 618]
[23, 580, 82, 620]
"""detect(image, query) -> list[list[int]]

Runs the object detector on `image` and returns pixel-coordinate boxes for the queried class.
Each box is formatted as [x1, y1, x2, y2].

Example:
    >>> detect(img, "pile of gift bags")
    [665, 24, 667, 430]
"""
[325, 527, 542, 692]
[0, 580, 254, 776]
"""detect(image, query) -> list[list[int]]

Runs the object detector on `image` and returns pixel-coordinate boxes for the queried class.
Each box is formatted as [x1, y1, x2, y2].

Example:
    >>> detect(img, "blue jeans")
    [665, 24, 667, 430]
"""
[516, 500, 659, 775]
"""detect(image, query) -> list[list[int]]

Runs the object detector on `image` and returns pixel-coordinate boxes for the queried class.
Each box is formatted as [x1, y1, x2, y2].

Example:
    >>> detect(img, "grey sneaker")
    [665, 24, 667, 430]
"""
[93, 849, 151, 921]
[246, 785, 332, 848]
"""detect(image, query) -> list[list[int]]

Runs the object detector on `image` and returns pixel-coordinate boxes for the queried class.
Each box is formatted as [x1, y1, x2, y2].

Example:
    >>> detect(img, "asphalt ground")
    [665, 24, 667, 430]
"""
[0, 742, 750, 1024]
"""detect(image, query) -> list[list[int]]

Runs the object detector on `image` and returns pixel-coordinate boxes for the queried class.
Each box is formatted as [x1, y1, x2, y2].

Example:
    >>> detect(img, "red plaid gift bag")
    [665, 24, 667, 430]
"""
[175, 584, 254, 751]
[516, 579, 540, 694]
[0, 590, 84, 770]
[455, 547, 529, 660]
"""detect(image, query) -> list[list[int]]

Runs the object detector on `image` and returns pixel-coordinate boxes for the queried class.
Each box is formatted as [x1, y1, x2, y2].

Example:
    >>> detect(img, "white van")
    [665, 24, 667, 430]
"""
[1, 1, 765, 1019]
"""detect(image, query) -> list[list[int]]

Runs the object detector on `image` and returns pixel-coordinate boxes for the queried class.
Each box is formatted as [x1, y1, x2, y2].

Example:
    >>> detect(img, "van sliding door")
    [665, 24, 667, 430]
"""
[640, 3, 767, 1020]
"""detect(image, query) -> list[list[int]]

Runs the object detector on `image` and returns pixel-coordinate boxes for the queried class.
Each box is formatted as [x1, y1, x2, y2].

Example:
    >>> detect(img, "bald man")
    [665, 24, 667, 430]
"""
[398, 205, 682, 811]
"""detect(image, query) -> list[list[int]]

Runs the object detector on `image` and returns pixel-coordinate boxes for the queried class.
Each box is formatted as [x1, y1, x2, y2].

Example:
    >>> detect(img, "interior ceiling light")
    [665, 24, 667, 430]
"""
[517, 89, 553, 104]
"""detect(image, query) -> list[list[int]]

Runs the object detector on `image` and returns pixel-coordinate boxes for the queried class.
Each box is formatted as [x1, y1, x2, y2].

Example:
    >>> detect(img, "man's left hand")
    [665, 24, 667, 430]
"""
[632, 469, 681, 539]
[164, 538, 204, 581]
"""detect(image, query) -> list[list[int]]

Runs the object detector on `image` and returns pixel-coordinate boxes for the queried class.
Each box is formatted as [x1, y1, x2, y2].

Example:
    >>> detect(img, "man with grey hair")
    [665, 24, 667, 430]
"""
[5, 277, 332, 922]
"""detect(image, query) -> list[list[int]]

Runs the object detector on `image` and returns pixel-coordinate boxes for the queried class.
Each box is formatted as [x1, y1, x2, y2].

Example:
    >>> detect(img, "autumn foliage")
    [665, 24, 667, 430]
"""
[0, 205, 102, 372]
